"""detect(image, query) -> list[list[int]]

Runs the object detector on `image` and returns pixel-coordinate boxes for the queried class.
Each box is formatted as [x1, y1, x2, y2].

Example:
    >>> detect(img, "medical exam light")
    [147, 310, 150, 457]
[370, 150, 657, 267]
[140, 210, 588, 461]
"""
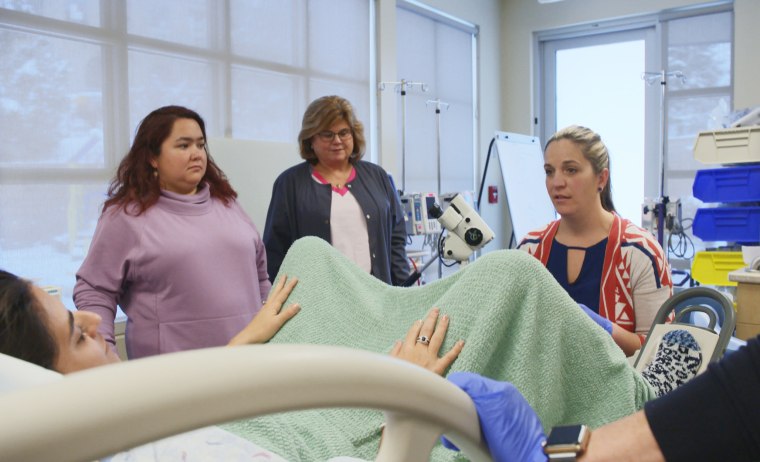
[428, 194, 495, 262]
[402, 194, 495, 286]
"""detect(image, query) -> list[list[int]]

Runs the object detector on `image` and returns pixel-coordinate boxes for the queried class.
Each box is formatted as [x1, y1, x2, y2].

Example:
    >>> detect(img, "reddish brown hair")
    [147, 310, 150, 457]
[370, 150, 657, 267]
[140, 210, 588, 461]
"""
[103, 106, 237, 215]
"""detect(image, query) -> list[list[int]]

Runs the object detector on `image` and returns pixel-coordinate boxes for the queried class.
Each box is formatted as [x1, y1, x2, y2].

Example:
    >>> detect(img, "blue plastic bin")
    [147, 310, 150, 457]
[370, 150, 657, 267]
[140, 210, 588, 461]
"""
[693, 207, 760, 243]
[693, 165, 760, 203]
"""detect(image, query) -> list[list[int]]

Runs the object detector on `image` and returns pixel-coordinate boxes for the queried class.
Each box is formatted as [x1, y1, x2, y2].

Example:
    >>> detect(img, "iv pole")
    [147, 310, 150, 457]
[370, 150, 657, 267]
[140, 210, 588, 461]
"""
[426, 98, 450, 198]
[426, 98, 450, 279]
[378, 79, 427, 192]
[642, 69, 685, 247]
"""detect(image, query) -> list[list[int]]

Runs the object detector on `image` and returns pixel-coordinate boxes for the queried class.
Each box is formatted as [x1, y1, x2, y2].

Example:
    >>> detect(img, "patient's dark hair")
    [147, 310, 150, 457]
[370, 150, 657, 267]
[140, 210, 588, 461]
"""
[0, 270, 57, 370]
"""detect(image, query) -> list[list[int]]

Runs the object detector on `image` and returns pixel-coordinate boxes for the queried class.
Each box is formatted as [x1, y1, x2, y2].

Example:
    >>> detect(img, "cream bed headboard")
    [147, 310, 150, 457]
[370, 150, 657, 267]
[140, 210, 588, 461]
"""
[209, 137, 301, 230]
[0, 345, 491, 462]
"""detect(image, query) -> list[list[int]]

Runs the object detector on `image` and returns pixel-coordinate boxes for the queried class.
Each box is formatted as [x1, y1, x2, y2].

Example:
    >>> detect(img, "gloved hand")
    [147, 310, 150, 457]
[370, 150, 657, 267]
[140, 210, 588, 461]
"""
[442, 372, 546, 462]
[579, 303, 613, 335]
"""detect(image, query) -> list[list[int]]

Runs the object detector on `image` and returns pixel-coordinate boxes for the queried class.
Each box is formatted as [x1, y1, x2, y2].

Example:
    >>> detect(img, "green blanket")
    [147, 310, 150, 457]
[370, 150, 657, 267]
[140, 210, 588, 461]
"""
[223, 237, 655, 461]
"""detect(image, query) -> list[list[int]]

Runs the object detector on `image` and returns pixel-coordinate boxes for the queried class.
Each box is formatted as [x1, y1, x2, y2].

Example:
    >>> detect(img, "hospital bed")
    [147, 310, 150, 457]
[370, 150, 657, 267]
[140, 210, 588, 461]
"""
[0, 344, 491, 462]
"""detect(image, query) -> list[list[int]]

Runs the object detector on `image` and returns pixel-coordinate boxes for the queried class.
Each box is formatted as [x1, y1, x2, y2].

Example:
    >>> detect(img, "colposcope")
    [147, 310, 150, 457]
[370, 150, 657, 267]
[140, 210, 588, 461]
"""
[402, 193, 495, 286]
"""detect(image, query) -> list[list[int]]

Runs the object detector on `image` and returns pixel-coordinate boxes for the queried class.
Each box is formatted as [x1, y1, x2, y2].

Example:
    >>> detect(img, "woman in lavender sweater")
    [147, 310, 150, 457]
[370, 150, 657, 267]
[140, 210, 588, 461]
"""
[74, 106, 272, 359]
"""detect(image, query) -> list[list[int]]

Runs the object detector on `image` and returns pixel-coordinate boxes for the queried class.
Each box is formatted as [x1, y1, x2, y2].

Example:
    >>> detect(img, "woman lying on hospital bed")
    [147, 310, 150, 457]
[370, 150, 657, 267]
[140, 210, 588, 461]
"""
[0, 271, 300, 373]
[0, 237, 699, 461]
[0, 266, 462, 460]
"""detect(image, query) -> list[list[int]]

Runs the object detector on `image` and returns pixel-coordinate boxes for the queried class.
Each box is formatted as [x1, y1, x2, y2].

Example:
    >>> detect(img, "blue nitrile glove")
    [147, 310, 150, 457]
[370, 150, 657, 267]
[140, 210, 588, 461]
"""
[441, 372, 546, 462]
[579, 303, 613, 335]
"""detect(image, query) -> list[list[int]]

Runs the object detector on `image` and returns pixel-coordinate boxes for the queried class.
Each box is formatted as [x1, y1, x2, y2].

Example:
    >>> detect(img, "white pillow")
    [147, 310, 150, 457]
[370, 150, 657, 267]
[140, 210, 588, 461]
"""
[0, 352, 62, 393]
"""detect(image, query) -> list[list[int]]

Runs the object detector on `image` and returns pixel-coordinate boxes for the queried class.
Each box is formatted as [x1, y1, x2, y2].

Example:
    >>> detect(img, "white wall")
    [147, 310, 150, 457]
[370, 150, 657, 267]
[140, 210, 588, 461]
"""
[734, 0, 760, 108]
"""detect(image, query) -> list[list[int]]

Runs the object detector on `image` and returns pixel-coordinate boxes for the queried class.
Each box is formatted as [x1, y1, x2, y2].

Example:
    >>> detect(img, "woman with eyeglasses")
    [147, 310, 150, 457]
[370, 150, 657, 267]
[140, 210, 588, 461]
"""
[264, 95, 409, 286]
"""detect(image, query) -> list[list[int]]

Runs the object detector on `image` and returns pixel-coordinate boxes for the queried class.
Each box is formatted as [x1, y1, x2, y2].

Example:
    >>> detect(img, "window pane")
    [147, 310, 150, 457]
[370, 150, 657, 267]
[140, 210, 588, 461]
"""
[309, 0, 370, 80]
[231, 66, 303, 142]
[556, 40, 646, 225]
[668, 12, 732, 91]
[127, 0, 212, 48]
[308, 78, 370, 138]
[667, 94, 731, 172]
[0, 182, 107, 310]
[397, 9, 437, 93]
[668, 43, 731, 91]
[230, 0, 304, 66]
[0, 28, 104, 167]
[440, 103, 473, 193]
[436, 25, 472, 100]
[401, 93, 437, 192]
[2, 0, 100, 26]
[396, 6, 474, 195]
[128, 51, 219, 138]
[664, 11, 732, 257]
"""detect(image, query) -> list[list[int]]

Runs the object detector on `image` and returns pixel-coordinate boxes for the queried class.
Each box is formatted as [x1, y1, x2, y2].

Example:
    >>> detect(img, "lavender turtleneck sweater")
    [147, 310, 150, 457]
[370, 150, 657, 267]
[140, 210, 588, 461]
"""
[74, 185, 271, 359]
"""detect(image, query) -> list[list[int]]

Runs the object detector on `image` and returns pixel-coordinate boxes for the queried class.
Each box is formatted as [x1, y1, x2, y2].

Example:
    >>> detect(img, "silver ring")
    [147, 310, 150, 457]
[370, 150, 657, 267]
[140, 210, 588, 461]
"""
[416, 335, 430, 345]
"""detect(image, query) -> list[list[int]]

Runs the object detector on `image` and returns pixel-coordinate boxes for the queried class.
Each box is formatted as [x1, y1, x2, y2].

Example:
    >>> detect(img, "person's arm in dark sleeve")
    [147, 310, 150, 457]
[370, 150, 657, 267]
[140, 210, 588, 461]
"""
[263, 176, 293, 284]
[644, 335, 760, 462]
[386, 173, 410, 286]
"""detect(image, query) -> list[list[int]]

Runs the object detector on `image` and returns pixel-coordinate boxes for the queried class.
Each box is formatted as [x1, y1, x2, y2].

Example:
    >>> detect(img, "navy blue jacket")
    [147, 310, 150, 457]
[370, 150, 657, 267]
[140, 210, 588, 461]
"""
[263, 161, 409, 286]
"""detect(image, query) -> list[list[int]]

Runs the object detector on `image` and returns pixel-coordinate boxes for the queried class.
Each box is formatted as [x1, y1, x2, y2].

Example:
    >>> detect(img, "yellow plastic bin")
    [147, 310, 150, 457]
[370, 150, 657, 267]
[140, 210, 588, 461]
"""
[691, 251, 746, 286]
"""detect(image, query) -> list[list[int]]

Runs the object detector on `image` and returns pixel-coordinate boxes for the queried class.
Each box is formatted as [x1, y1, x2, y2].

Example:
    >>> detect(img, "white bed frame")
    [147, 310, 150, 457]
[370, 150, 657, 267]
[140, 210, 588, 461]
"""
[0, 344, 491, 462]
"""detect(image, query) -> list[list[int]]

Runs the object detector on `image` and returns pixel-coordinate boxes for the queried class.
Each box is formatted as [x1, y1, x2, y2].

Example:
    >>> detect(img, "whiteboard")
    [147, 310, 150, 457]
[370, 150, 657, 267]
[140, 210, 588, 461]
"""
[495, 131, 556, 242]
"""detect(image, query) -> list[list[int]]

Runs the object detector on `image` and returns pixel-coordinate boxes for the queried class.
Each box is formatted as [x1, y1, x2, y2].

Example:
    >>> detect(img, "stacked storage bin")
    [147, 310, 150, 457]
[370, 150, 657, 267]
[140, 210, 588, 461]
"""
[691, 127, 760, 289]
[691, 164, 760, 287]
[692, 164, 760, 245]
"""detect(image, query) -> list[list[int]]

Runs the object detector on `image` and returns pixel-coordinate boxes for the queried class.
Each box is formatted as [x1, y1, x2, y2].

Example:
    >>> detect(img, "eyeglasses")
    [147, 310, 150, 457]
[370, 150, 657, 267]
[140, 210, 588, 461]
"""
[316, 128, 353, 142]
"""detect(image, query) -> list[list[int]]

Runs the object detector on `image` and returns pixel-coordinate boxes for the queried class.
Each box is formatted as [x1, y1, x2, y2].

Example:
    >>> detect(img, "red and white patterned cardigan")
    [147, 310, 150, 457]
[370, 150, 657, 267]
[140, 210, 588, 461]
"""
[517, 214, 673, 342]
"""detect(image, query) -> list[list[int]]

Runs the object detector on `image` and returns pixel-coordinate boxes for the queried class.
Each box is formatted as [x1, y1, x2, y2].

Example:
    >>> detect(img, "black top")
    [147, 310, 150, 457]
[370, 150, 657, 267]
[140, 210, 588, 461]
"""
[645, 334, 760, 461]
[545, 238, 607, 313]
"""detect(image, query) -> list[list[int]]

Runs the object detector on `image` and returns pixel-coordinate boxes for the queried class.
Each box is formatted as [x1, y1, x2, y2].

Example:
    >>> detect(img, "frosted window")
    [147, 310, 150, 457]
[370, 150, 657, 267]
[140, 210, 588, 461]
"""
[662, 12, 732, 256]
[309, 0, 371, 80]
[127, 0, 212, 48]
[0, 29, 104, 167]
[230, 0, 304, 66]
[667, 94, 732, 172]
[2, 0, 100, 26]
[667, 12, 732, 91]
[231, 67, 303, 142]
[396, 6, 475, 195]
[128, 51, 218, 138]
[0, 2, 370, 310]
[0, 183, 107, 309]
